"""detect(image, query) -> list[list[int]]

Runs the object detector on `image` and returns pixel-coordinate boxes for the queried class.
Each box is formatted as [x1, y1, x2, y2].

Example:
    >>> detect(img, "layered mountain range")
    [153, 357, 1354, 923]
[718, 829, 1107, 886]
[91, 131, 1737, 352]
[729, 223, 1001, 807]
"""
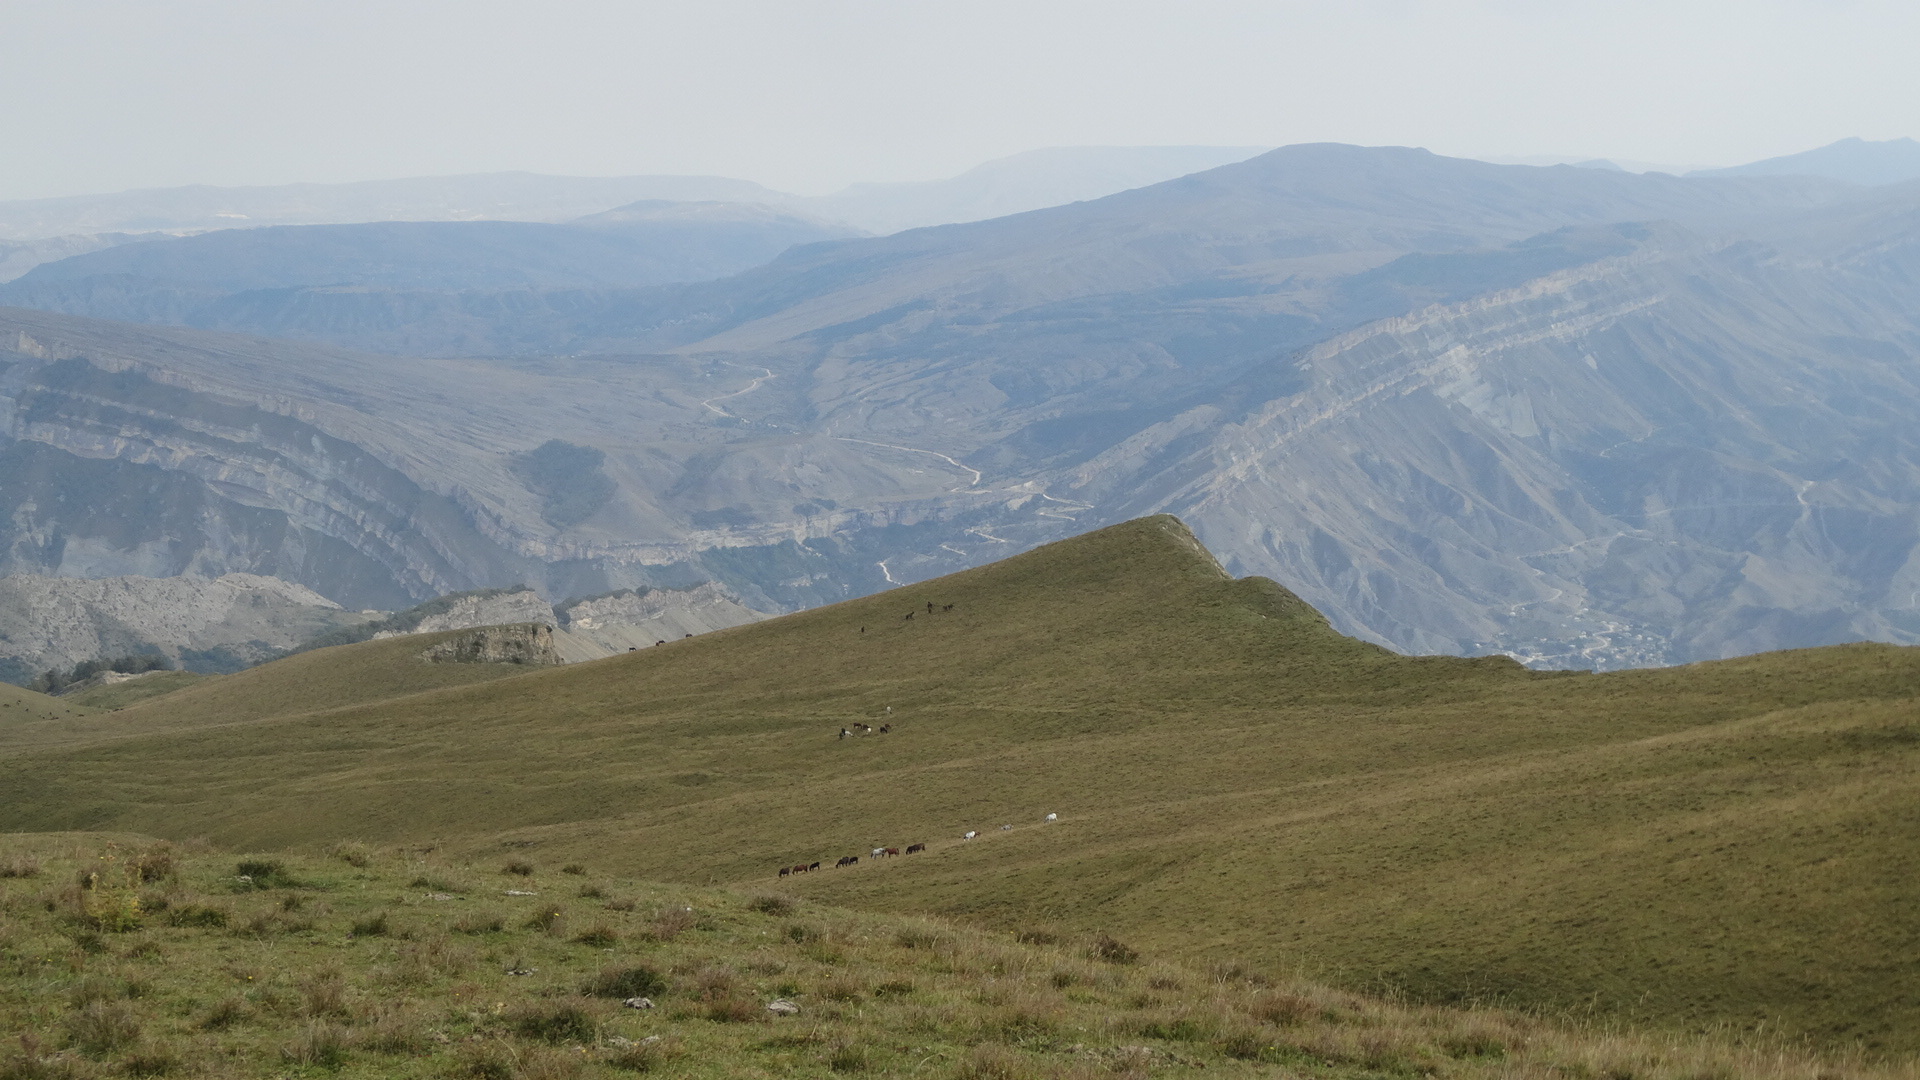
[4, 142, 1920, 667]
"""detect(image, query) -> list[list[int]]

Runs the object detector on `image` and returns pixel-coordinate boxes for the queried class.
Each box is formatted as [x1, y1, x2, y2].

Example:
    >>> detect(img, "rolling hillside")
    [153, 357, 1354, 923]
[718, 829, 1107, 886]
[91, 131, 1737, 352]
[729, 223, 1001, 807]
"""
[2, 517, 1916, 1050]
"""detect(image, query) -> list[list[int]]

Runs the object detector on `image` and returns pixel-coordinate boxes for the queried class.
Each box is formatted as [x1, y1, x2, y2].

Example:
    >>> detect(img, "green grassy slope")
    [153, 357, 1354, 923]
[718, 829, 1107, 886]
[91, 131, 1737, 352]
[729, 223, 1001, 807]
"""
[0, 628, 550, 756]
[0, 681, 93, 737]
[1, 517, 1916, 1050]
[0, 834, 1894, 1080]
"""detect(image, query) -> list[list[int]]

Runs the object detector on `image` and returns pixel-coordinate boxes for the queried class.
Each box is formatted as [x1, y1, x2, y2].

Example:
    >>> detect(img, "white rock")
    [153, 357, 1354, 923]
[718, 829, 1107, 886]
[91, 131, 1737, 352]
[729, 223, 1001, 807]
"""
[766, 999, 799, 1015]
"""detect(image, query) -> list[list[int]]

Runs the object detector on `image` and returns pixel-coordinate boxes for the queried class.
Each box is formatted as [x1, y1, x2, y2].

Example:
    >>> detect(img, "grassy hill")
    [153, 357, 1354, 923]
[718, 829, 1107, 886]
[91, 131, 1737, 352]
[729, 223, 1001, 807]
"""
[0, 627, 549, 756]
[1, 517, 1916, 1051]
[0, 833, 1896, 1080]
[59, 671, 211, 712]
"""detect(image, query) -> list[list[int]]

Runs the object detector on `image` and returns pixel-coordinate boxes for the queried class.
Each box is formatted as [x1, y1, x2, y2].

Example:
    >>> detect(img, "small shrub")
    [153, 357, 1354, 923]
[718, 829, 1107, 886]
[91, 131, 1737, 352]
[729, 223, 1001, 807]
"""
[691, 966, 738, 1001]
[508, 998, 599, 1043]
[299, 967, 350, 1019]
[280, 893, 306, 912]
[122, 939, 163, 961]
[873, 979, 915, 998]
[583, 964, 667, 999]
[1145, 974, 1182, 990]
[394, 936, 473, 985]
[577, 884, 606, 899]
[77, 889, 143, 933]
[166, 903, 229, 929]
[645, 907, 695, 942]
[524, 907, 566, 935]
[784, 923, 818, 943]
[234, 859, 293, 888]
[560, 863, 586, 875]
[502, 859, 535, 877]
[749, 894, 794, 916]
[199, 995, 254, 1030]
[1013, 928, 1061, 945]
[603, 897, 638, 912]
[0, 855, 40, 879]
[454, 910, 506, 935]
[702, 996, 764, 1023]
[1248, 991, 1315, 1025]
[65, 999, 142, 1055]
[571, 923, 619, 947]
[280, 1021, 350, 1069]
[328, 841, 372, 867]
[349, 911, 391, 937]
[132, 847, 175, 883]
[1090, 933, 1138, 965]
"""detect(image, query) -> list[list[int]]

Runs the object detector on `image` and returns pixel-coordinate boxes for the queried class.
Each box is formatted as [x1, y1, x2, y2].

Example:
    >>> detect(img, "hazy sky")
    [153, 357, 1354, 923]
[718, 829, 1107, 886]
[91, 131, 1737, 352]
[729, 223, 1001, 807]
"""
[2, 0, 1915, 200]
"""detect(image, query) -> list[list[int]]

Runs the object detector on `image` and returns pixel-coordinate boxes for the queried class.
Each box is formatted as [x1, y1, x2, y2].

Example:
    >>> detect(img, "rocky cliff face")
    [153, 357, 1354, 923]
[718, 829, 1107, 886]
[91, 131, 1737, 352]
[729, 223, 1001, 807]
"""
[554, 582, 767, 657]
[0, 572, 374, 683]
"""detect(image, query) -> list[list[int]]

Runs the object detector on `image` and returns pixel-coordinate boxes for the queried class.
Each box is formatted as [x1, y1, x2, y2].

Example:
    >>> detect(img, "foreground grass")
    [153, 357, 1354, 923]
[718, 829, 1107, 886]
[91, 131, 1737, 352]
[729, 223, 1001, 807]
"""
[0, 834, 1908, 1080]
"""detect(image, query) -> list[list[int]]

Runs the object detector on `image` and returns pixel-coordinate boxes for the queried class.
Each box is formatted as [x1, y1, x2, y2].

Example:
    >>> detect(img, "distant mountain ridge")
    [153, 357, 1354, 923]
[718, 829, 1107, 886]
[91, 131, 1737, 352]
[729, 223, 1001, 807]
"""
[1691, 136, 1920, 186]
[2, 143, 1917, 667]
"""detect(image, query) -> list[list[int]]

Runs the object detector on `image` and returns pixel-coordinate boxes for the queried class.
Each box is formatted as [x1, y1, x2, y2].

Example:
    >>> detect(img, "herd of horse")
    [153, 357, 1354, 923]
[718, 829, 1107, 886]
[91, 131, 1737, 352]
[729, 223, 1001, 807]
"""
[775, 818, 1055, 878]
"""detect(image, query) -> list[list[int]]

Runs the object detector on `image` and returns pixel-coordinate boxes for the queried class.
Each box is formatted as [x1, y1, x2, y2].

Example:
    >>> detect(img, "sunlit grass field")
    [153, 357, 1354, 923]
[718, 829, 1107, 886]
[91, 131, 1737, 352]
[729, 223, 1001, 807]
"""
[2, 517, 1916, 1051]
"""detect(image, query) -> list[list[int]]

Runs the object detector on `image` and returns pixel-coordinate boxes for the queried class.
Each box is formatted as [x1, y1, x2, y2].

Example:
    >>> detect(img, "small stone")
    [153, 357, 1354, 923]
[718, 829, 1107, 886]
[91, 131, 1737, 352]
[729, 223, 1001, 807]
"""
[504, 889, 536, 896]
[766, 999, 799, 1015]
[506, 968, 536, 976]
[622, 997, 655, 1010]
[427, 893, 454, 901]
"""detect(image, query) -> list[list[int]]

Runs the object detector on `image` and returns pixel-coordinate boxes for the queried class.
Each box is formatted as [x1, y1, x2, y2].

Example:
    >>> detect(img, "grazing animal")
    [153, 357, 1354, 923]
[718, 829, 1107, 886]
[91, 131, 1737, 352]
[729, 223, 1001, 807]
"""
[808, 862, 820, 872]
[860, 627, 865, 633]
[792, 864, 809, 875]
[884, 847, 899, 856]
[684, 633, 692, 638]
[779, 866, 791, 877]
[878, 723, 891, 734]
[836, 855, 860, 868]
[1045, 813, 1057, 822]
[904, 612, 913, 621]
[871, 848, 887, 858]
[905, 843, 925, 854]
[1001, 824, 1012, 831]
[655, 639, 666, 646]
[839, 728, 850, 739]
[962, 831, 977, 840]
[926, 601, 935, 613]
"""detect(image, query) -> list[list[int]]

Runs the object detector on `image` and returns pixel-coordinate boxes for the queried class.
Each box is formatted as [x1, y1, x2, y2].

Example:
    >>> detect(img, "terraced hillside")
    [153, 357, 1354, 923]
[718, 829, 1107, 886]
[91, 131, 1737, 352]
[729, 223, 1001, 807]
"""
[2, 517, 1916, 1050]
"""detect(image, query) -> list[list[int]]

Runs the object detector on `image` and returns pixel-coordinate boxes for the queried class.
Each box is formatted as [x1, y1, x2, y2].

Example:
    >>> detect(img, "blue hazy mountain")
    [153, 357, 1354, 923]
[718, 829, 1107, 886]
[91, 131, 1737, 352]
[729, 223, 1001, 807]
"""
[1692, 137, 1920, 186]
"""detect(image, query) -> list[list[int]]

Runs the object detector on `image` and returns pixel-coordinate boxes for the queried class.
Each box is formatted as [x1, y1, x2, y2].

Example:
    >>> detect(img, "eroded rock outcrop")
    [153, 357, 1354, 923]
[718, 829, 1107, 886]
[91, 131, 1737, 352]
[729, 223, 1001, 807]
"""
[418, 623, 561, 666]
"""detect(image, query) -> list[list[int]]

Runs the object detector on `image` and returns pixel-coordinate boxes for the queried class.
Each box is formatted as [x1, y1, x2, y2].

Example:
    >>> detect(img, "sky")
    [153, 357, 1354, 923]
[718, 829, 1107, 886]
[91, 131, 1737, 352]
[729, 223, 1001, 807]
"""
[1, 0, 1916, 200]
